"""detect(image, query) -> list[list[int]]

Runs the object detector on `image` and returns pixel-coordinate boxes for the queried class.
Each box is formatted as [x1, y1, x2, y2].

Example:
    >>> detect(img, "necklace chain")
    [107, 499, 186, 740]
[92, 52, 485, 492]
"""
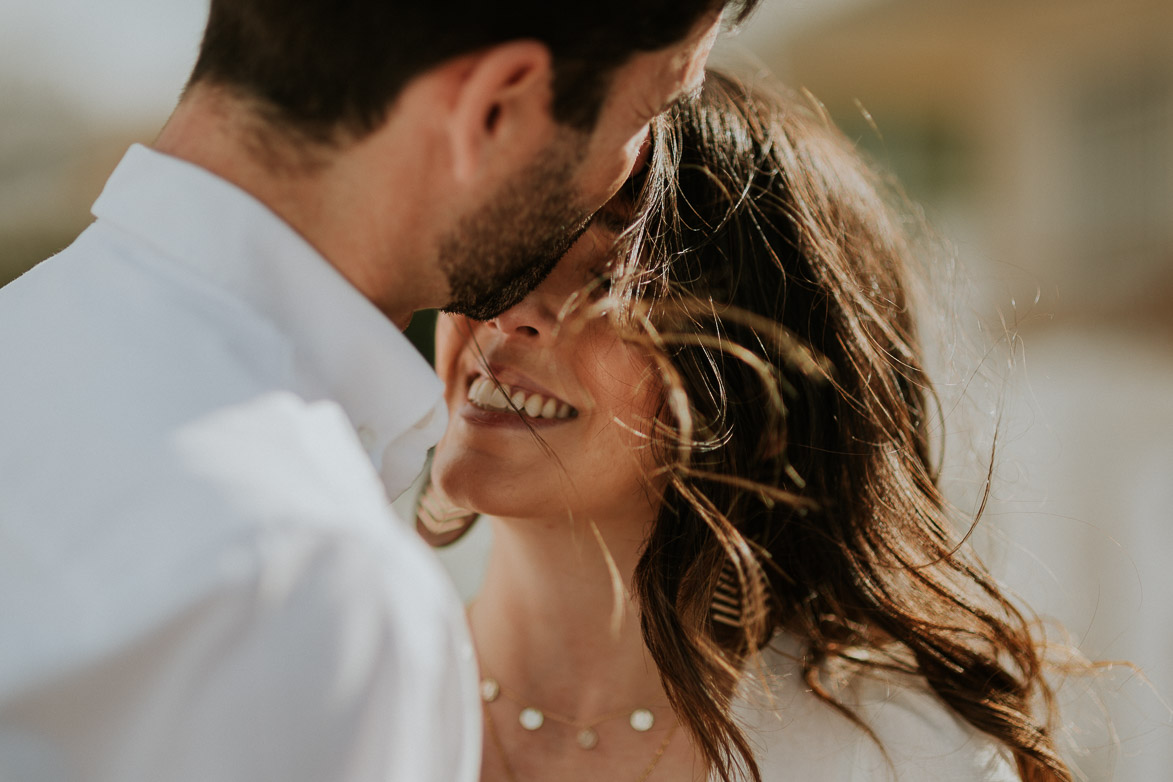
[483, 705, 678, 782]
[481, 675, 657, 736]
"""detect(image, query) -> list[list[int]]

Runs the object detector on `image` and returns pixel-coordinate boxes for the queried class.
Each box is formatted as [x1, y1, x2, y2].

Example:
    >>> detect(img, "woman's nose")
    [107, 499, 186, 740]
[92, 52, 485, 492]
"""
[488, 295, 554, 339]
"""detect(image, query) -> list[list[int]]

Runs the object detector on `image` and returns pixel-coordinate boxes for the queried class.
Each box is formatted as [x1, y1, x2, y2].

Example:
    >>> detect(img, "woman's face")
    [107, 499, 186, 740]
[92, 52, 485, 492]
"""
[431, 225, 662, 526]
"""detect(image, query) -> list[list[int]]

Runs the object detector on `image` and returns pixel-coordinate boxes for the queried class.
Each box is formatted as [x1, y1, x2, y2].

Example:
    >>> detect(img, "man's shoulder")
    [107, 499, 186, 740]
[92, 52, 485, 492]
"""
[169, 390, 393, 534]
[0, 470, 476, 782]
[0, 211, 419, 590]
[0, 386, 443, 702]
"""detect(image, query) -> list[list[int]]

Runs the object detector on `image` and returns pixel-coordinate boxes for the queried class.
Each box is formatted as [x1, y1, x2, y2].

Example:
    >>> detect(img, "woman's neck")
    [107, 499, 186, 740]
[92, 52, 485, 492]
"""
[469, 512, 669, 720]
[467, 508, 706, 782]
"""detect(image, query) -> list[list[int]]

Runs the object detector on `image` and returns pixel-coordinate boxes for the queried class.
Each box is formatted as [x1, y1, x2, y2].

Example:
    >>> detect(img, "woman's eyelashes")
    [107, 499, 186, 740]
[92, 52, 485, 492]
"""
[589, 267, 615, 296]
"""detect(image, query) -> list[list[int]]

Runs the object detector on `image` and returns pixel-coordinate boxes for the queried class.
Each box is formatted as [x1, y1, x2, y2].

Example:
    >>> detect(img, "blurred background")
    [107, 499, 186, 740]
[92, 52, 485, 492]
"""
[2, 0, 1170, 778]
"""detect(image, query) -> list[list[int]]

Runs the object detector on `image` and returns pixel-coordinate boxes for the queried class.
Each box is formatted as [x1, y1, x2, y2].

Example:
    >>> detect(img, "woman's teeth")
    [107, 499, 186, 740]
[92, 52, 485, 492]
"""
[467, 376, 573, 420]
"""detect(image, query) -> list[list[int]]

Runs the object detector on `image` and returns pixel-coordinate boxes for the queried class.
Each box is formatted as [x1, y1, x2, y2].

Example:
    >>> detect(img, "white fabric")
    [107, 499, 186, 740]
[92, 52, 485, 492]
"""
[734, 637, 1018, 781]
[0, 145, 480, 782]
[984, 328, 1173, 780]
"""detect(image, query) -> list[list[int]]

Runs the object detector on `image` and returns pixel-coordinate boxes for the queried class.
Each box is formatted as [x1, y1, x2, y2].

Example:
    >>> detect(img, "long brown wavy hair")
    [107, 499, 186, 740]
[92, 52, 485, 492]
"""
[608, 71, 1071, 781]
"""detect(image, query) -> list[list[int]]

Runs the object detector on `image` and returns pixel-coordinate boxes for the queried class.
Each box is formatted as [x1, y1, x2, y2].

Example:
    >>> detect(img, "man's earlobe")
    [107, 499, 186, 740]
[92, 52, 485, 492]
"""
[448, 40, 555, 184]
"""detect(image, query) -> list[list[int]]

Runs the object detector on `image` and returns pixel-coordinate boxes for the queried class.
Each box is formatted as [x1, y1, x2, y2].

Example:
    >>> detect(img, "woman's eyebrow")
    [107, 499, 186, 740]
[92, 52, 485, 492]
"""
[593, 207, 630, 233]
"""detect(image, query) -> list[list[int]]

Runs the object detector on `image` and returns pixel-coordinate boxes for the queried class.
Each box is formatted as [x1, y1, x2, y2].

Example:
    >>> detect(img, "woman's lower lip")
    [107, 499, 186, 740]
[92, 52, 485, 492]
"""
[458, 403, 575, 429]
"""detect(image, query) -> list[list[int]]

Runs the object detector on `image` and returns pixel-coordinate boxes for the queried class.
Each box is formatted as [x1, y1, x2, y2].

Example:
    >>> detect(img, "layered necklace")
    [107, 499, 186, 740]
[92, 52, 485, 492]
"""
[479, 672, 678, 782]
[480, 674, 659, 749]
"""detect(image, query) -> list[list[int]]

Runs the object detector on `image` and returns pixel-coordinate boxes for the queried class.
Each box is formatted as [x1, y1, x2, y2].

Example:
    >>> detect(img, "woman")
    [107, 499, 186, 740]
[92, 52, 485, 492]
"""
[420, 71, 1072, 781]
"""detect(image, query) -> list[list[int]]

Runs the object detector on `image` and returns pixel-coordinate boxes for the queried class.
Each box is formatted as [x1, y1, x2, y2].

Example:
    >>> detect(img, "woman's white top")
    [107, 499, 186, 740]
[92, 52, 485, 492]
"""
[733, 637, 1018, 781]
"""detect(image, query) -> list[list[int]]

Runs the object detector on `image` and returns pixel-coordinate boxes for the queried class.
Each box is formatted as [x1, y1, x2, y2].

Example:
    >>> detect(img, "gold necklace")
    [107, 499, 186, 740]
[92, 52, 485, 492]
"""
[480, 675, 658, 750]
[483, 705, 678, 782]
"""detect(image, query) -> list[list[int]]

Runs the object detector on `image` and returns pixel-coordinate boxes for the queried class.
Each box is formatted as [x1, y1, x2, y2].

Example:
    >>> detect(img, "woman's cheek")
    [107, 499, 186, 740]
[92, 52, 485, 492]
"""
[434, 315, 470, 391]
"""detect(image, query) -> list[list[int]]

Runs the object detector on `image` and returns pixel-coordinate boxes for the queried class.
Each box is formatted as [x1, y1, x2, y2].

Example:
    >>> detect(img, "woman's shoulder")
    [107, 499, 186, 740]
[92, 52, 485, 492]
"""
[731, 634, 1018, 781]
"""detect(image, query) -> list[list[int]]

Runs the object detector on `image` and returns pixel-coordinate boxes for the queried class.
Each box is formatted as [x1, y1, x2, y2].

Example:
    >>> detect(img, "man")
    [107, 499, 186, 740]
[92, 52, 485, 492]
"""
[0, 1, 757, 780]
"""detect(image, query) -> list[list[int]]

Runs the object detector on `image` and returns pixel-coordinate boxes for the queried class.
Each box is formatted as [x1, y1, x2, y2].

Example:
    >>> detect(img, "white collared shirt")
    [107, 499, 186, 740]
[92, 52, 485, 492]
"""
[0, 145, 480, 782]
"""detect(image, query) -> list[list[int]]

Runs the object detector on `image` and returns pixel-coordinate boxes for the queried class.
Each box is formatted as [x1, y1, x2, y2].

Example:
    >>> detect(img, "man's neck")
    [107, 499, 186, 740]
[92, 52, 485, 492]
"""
[153, 84, 445, 328]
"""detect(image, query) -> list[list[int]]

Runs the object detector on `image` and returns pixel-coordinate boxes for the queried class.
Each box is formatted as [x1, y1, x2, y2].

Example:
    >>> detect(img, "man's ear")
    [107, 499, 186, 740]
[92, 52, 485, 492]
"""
[447, 40, 556, 184]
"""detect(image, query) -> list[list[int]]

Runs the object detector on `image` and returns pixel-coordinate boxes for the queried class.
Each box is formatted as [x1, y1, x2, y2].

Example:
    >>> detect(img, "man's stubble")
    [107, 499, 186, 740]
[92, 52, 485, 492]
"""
[438, 132, 594, 321]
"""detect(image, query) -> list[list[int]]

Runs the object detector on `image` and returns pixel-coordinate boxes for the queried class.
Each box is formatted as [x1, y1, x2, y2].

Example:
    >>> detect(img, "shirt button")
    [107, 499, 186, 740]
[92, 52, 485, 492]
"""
[356, 426, 376, 452]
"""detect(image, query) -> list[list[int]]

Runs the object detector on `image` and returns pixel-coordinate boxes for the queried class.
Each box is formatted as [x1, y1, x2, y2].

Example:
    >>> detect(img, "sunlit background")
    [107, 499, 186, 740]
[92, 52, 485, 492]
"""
[2, 0, 1170, 778]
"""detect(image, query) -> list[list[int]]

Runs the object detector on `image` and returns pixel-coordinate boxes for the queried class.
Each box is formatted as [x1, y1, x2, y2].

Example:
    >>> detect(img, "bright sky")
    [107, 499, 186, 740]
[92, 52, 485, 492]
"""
[0, 0, 208, 124]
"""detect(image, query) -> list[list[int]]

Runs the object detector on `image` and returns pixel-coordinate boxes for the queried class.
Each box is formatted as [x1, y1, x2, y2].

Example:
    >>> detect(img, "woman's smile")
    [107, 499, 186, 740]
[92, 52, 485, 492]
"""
[466, 375, 575, 420]
[429, 221, 661, 522]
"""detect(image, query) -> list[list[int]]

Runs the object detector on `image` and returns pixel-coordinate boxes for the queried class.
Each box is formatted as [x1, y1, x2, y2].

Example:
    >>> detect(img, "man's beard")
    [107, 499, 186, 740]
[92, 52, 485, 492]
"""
[438, 136, 593, 321]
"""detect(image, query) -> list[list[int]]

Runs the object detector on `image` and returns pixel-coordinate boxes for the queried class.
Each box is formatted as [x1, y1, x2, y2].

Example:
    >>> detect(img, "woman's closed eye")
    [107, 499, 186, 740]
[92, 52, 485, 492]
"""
[591, 268, 615, 294]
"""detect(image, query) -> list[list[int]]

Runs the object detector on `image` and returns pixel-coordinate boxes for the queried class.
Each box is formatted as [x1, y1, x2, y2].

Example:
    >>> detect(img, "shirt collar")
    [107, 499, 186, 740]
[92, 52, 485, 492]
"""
[91, 144, 446, 496]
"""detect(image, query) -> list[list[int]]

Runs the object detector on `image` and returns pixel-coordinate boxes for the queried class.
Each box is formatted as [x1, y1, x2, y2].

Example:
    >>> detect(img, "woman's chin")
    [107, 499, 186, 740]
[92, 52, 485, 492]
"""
[431, 468, 536, 521]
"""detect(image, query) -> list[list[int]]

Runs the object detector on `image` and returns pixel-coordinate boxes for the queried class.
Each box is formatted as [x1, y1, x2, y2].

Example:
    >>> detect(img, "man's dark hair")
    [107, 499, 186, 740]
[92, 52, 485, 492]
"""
[188, 1, 759, 143]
